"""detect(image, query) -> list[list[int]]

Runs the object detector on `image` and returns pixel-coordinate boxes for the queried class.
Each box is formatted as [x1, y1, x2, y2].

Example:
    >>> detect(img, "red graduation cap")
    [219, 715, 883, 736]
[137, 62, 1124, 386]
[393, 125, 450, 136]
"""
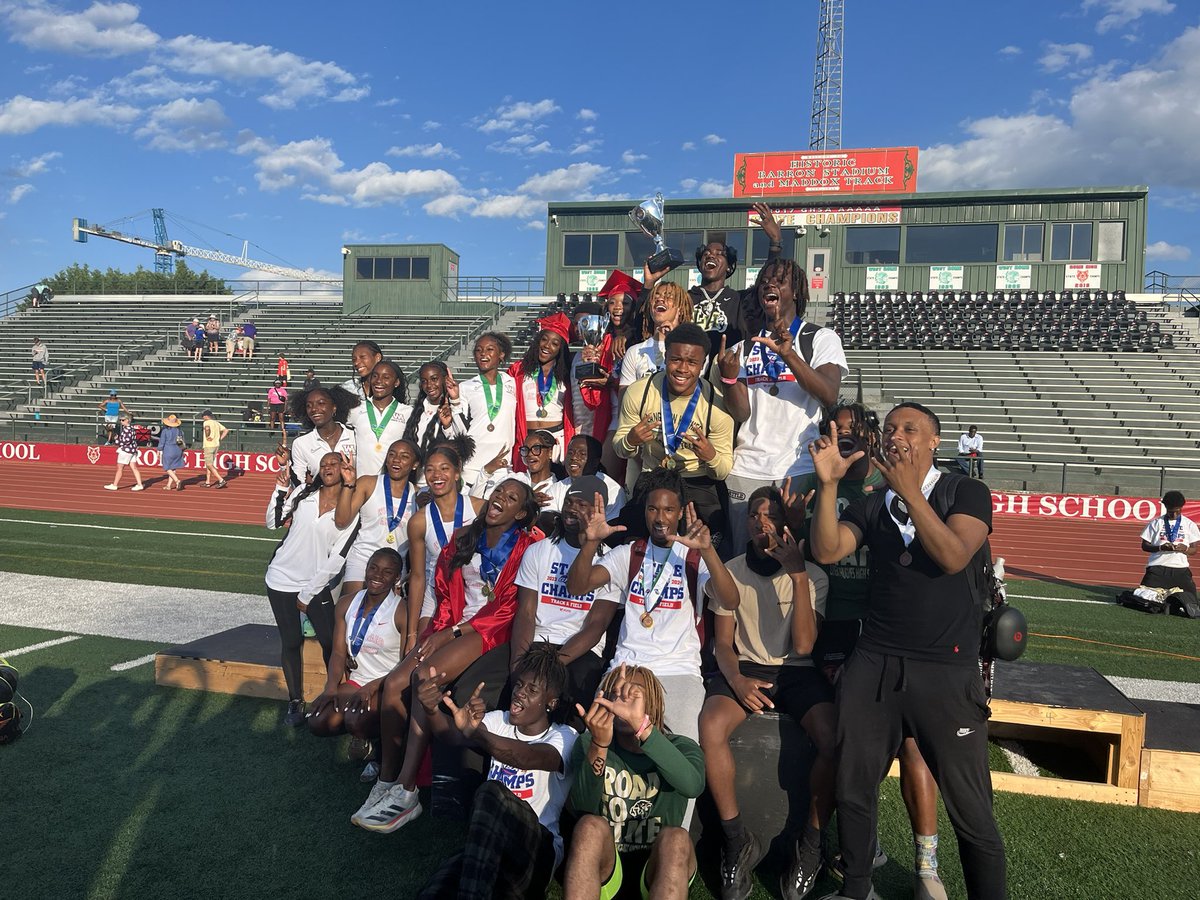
[537, 311, 573, 343]
[597, 269, 643, 298]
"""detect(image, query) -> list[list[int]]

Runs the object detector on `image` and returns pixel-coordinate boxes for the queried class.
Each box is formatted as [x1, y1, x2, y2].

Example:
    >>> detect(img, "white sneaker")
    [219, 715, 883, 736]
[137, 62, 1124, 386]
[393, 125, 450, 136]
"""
[131, 485, 144, 492]
[104, 484, 118, 491]
[915, 873, 948, 900]
[350, 781, 392, 826]
[354, 783, 421, 833]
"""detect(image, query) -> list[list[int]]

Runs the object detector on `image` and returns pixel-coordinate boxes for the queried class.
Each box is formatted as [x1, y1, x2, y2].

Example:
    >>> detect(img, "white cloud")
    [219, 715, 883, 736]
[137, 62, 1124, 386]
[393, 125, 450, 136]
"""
[471, 194, 544, 218]
[921, 25, 1200, 194]
[681, 141, 696, 151]
[488, 133, 552, 155]
[697, 180, 729, 198]
[1039, 42, 1093, 73]
[998, 45, 1022, 56]
[5, 1, 159, 56]
[1146, 240, 1191, 261]
[106, 64, 217, 99]
[477, 98, 560, 132]
[0, 94, 139, 134]
[569, 141, 600, 155]
[423, 193, 476, 217]
[518, 162, 608, 197]
[8, 183, 35, 204]
[374, 98, 402, 107]
[524, 220, 546, 230]
[577, 108, 597, 121]
[387, 141, 460, 159]
[621, 150, 648, 165]
[1083, 0, 1174, 34]
[422, 120, 442, 131]
[680, 178, 698, 191]
[24, 64, 52, 74]
[10, 150, 62, 177]
[135, 97, 229, 151]
[527, 140, 552, 154]
[161, 35, 366, 109]
[703, 133, 726, 145]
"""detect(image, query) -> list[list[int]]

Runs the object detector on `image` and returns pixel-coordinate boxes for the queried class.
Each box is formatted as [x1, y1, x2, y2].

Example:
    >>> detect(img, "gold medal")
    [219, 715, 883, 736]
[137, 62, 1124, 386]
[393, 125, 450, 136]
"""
[640, 612, 654, 628]
[386, 532, 396, 544]
[661, 456, 677, 470]
[769, 384, 780, 396]
[375, 442, 383, 453]
[346, 655, 358, 671]
[487, 423, 495, 432]
[537, 408, 548, 418]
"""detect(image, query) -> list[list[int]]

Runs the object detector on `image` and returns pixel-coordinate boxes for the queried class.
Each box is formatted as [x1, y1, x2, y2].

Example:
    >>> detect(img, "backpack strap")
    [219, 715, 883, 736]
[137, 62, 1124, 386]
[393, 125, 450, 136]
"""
[795, 322, 821, 367]
[626, 538, 648, 588]
[636, 373, 658, 419]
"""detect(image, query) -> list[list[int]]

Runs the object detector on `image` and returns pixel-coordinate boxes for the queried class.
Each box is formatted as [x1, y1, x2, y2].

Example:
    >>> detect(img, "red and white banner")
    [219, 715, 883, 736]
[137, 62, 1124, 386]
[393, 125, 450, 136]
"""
[733, 147, 918, 197]
[991, 490, 1194, 523]
[0, 440, 282, 473]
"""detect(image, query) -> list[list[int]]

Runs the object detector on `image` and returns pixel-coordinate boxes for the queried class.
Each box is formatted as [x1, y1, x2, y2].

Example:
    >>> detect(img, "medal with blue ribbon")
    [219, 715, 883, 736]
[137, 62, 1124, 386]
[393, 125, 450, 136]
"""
[660, 380, 701, 469]
[384, 481, 411, 545]
[431, 493, 464, 548]
[347, 593, 384, 669]
[1165, 514, 1183, 544]
[477, 524, 521, 602]
[754, 317, 802, 395]
[535, 368, 558, 418]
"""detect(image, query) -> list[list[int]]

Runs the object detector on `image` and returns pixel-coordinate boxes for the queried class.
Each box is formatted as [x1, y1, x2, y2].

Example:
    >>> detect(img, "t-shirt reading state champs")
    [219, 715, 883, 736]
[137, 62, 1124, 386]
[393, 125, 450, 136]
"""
[481, 710, 577, 867]
[598, 542, 711, 676]
[840, 476, 992, 664]
[516, 538, 620, 656]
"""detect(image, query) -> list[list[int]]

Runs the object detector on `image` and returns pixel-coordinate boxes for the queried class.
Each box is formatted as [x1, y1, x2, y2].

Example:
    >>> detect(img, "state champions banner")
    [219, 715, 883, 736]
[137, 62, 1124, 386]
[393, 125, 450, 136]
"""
[991, 490, 1196, 523]
[0, 440, 283, 474]
[733, 147, 918, 198]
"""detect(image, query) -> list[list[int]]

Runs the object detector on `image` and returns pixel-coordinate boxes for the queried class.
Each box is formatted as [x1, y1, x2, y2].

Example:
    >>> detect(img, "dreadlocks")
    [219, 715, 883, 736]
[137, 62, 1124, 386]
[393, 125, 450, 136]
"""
[753, 258, 810, 324]
[598, 665, 668, 733]
[512, 642, 568, 713]
[642, 282, 695, 339]
[819, 400, 882, 450]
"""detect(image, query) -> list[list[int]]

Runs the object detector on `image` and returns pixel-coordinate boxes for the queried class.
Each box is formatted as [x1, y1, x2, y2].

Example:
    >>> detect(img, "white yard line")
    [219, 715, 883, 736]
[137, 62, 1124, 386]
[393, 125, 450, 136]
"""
[111, 653, 158, 672]
[1007, 593, 1112, 605]
[0, 517, 276, 542]
[1, 634, 81, 657]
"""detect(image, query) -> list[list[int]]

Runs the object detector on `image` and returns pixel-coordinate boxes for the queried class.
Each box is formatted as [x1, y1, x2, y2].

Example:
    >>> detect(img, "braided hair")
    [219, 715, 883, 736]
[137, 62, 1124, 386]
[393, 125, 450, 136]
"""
[641, 282, 695, 339]
[819, 400, 882, 451]
[597, 665, 668, 733]
[752, 258, 810, 323]
[405, 361, 453, 458]
[512, 642, 568, 718]
[519, 329, 571, 387]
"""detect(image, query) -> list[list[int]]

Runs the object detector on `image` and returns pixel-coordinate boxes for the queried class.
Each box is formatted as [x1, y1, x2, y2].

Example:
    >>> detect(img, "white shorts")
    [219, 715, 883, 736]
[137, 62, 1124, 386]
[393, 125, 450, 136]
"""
[117, 450, 135, 465]
[344, 544, 371, 583]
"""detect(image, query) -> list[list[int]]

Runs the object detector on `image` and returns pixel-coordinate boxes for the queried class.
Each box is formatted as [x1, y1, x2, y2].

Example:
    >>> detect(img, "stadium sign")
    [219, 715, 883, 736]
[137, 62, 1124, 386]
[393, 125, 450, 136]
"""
[1066, 263, 1102, 289]
[578, 269, 608, 293]
[0, 441, 283, 473]
[865, 266, 899, 290]
[991, 490, 1185, 523]
[929, 266, 964, 291]
[733, 147, 918, 198]
[996, 264, 1032, 291]
[747, 206, 902, 227]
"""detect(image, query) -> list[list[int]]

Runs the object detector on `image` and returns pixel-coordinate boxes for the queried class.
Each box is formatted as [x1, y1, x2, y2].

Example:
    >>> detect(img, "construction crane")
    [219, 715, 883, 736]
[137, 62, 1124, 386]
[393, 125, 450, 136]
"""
[71, 210, 317, 280]
[809, 0, 844, 151]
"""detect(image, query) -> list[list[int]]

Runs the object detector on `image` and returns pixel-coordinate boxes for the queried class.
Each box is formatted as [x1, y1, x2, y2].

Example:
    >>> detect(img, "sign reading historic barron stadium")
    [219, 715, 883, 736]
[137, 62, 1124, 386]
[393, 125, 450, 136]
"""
[733, 147, 918, 198]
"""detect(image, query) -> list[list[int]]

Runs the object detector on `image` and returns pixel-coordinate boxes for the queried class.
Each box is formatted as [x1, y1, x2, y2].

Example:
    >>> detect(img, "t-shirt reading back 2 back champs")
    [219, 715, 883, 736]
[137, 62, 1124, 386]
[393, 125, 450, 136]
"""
[839, 476, 992, 664]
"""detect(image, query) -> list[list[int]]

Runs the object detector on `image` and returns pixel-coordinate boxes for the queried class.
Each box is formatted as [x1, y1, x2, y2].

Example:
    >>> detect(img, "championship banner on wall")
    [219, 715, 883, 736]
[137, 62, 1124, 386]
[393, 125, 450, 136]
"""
[578, 269, 608, 292]
[865, 266, 899, 290]
[996, 264, 1032, 291]
[929, 265, 964, 291]
[733, 147, 918, 198]
[747, 206, 901, 227]
[0, 440, 283, 473]
[1065, 263, 1101, 289]
[991, 490, 1195, 523]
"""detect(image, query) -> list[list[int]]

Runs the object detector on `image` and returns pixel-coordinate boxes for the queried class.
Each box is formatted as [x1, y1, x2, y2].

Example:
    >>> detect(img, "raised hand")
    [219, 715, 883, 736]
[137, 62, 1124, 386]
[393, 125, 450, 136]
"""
[575, 691, 615, 748]
[749, 316, 794, 357]
[340, 451, 357, 488]
[809, 420, 863, 484]
[671, 502, 712, 551]
[581, 490, 625, 544]
[438, 399, 454, 428]
[641, 260, 671, 289]
[716, 334, 740, 381]
[443, 680, 488, 739]
[444, 370, 460, 401]
[626, 414, 658, 448]
[765, 527, 807, 575]
[594, 663, 647, 732]
[873, 439, 926, 501]
[753, 202, 782, 245]
[484, 447, 510, 475]
[780, 475, 815, 532]
[685, 422, 716, 462]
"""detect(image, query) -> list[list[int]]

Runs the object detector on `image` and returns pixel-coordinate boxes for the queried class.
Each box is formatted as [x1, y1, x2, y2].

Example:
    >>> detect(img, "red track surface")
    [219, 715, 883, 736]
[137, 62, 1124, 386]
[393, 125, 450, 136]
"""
[0, 460, 1172, 588]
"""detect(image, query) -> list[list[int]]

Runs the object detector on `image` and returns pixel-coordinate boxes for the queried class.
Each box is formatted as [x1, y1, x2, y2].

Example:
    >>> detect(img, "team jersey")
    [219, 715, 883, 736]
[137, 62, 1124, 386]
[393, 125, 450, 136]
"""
[343, 590, 404, 683]
[515, 538, 619, 655]
[290, 424, 357, 485]
[347, 399, 413, 478]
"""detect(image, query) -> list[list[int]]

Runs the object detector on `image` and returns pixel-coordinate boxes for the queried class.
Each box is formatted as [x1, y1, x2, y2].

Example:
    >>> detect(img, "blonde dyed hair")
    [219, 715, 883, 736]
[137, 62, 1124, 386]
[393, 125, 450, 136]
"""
[598, 665, 668, 732]
[642, 282, 694, 339]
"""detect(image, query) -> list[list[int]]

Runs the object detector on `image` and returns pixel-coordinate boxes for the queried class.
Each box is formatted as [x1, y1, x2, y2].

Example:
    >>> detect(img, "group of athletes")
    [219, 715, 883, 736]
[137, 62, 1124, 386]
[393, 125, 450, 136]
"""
[262, 211, 1006, 900]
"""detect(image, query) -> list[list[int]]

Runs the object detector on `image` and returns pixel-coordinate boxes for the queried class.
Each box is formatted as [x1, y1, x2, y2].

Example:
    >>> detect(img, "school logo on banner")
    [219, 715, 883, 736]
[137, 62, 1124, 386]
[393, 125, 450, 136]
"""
[86, 446, 101, 465]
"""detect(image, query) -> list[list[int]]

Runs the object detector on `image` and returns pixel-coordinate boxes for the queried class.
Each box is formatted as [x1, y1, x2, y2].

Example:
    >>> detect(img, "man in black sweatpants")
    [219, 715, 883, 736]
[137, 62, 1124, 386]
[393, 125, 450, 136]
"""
[809, 402, 1006, 900]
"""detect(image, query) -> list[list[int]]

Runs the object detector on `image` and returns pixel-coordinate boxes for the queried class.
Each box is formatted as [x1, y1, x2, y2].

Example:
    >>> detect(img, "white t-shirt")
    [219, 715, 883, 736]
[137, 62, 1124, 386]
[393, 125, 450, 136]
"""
[459, 373, 518, 483]
[560, 474, 627, 520]
[958, 433, 984, 454]
[520, 372, 565, 421]
[344, 590, 404, 683]
[597, 541, 711, 677]
[516, 538, 619, 655]
[729, 324, 847, 479]
[481, 710, 577, 867]
[1140, 515, 1200, 568]
[348, 399, 413, 478]
[290, 424, 357, 485]
[264, 486, 357, 602]
[421, 493, 478, 619]
[619, 337, 665, 387]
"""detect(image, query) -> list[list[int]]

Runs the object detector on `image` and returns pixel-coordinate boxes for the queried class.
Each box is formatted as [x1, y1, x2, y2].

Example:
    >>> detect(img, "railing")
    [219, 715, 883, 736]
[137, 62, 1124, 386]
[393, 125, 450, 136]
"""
[453, 275, 546, 298]
[31, 277, 343, 297]
[1, 283, 38, 319]
[953, 455, 1200, 497]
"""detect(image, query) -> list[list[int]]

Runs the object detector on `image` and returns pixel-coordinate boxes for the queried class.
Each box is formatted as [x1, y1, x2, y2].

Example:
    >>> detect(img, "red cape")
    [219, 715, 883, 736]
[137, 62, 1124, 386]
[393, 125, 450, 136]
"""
[507, 361, 575, 471]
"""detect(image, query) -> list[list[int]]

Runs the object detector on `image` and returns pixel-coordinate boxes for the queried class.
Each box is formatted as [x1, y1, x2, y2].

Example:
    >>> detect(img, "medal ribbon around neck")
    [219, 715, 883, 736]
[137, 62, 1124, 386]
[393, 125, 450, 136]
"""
[535, 368, 559, 413]
[753, 317, 803, 386]
[480, 376, 502, 422]
[365, 398, 400, 441]
[430, 493, 464, 548]
[639, 541, 675, 618]
[384, 481, 412, 537]
[477, 525, 521, 594]
[349, 593, 385, 660]
[1165, 514, 1183, 543]
[661, 381, 702, 457]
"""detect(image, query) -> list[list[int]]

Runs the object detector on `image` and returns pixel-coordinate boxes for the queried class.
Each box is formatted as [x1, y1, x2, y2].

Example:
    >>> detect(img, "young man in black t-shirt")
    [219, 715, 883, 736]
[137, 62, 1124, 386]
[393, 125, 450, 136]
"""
[808, 402, 1006, 900]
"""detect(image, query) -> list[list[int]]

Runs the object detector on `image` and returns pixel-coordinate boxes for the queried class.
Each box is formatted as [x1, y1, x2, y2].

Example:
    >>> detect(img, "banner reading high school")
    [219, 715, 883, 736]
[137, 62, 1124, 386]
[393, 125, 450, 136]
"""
[991, 490, 1195, 523]
[0, 440, 282, 473]
[733, 147, 918, 198]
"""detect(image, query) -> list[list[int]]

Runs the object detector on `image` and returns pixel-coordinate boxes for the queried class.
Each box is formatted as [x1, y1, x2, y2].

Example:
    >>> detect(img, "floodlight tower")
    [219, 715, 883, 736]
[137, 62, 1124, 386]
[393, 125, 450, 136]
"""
[809, 0, 844, 151]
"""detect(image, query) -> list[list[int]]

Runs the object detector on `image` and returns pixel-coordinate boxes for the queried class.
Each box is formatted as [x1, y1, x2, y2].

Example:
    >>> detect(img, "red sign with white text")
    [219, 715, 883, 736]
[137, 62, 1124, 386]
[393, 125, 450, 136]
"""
[0, 440, 282, 473]
[733, 147, 918, 197]
[991, 490, 1197, 523]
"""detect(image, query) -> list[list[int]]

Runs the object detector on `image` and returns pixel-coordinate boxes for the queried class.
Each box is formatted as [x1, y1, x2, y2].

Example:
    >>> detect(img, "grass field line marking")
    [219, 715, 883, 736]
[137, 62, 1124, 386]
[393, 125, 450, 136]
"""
[111, 653, 157, 672]
[1007, 593, 1111, 605]
[996, 739, 1040, 778]
[1, 634, 81, 657]
[0, 517, 276, 542]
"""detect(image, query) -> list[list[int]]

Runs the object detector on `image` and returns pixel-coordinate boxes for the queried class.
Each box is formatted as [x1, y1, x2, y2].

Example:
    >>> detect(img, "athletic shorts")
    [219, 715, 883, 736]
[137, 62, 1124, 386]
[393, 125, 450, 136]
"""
[117, 450, 135, 465]
[203, 448, 219, 468]
[705, 661, 833, 722]
[31, 361, 45, 371]
[269, 403, 284, 414]
[105, 415, 118, 425]
[600, 847, 695, 900]
[811, 618, 863, 678]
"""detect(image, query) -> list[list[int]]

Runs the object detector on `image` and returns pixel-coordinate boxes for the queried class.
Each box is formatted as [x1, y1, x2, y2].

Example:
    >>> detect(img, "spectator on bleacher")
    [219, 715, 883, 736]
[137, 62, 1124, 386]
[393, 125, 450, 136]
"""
[349, 359, 412, 478]
[956, 425, 984, 477]
[717, 257, 846, 557]
[619, 282, 696, 392]
[1138, 491, 1200, 598]
[30, 337, 48, 388]
[615, 324, 734, 544]
[414, 644, 576, 900]
[352, 476, 541, 833]
[564, 664, 705, 900]
[204, 315, 220, 355]
[459, 332, 517, 489]
[302, 368, 320, 392]
[562, 434, 626, 521]
[96, 389, 129, 445]
[340, 340, 384, 406]
[808, 402, 1006, 900]
[225, 325, 243, 362]
[267, 380, 288, 431]
[306, 547, 406, 758]
[184, 318, 203, 363]
[201, 408, 229, 489]
[277, 352, 291, 387]
[404, 361, 468, 472]
[265, 450, 359, 726]
[508, 313, 575, 468]
[286, 385, 360, 486]
[566, 469, 739, 743]
[158, 414, 186, 491]
[405, 440, 485, 650]
[699, 486, 834, 900]
[104, 413, 145, 492]
[241, 320, 257, 359]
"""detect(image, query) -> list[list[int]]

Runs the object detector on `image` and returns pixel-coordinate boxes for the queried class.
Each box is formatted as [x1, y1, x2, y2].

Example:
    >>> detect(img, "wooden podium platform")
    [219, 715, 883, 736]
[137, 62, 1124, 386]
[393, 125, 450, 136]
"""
[1137, 699, 1200, 813]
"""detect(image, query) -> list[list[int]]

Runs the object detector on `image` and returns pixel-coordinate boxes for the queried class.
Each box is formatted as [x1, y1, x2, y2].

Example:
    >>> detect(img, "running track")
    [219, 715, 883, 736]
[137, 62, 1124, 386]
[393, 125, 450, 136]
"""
[0, 461, 1161, 588]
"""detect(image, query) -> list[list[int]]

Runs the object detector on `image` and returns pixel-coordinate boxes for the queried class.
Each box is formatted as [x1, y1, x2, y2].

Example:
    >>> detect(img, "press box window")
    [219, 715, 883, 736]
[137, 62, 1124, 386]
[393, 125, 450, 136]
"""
[624, 231, 656, 267]
[1097, 222, 1125, 262]
[1003, 224, 1043, 262]
[844, 226, 900, 265]
[1050, 223, 1093, 261]
[905, 224, 998, 264]
[353, 256, 431, 280]
[563, 233, 619, 267]
[664, 230, 704, 261]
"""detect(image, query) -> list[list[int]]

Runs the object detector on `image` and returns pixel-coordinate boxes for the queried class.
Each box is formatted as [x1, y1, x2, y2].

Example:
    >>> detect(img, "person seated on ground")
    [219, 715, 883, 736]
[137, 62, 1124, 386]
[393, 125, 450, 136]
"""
[306, 547, 406, 776]
[351, 476, 541, 833]
[564, 663, 705, 900]
[1138, 490, 1199, 597]
[285, 385, 360, 486]
[414, 644, 577, 900]
[561, 434, 626, 521]
[614, 322, 734, 547]
[241, 320, 257, 358]
[566, 467, 738, 742]
[699, 487, 835, 900]
[956, 425, 984, 477]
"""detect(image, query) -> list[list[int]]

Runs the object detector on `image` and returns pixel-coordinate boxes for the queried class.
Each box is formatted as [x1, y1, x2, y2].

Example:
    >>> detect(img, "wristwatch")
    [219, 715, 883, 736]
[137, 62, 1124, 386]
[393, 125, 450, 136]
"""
[452, 624, 463, 639]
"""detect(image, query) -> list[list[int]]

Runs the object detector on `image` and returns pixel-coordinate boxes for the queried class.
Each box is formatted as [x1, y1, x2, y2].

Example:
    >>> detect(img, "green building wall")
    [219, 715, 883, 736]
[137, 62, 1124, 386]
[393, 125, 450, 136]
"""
[342, 243, 494, 316]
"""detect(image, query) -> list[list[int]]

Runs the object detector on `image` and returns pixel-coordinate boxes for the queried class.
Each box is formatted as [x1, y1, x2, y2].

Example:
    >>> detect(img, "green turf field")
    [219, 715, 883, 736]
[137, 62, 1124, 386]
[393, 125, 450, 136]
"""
[3, 506, 1199, 898]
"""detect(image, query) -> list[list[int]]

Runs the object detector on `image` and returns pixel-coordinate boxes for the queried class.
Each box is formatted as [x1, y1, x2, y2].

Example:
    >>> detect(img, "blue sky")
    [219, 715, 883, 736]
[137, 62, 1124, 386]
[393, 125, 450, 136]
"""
[1, 0, 1198, 289]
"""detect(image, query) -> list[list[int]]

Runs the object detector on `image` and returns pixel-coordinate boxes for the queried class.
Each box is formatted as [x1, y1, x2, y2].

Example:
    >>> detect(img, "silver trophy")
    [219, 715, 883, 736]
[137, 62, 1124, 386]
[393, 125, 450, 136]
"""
[629, 192, 685, 272]
[575, 313, 611, 380]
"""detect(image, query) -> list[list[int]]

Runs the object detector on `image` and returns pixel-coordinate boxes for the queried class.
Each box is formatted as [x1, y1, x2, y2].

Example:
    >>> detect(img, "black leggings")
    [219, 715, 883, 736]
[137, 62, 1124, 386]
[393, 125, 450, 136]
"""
[265, 587, 336, 701]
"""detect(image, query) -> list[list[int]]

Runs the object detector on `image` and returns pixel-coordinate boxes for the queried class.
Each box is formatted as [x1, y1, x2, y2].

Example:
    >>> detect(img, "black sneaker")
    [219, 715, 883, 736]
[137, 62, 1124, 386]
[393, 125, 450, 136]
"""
[826, 844, 888, 883]
[284, 699, 306, 726]
[719, 829, 765, 900]
[782, 837, 823, 900]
